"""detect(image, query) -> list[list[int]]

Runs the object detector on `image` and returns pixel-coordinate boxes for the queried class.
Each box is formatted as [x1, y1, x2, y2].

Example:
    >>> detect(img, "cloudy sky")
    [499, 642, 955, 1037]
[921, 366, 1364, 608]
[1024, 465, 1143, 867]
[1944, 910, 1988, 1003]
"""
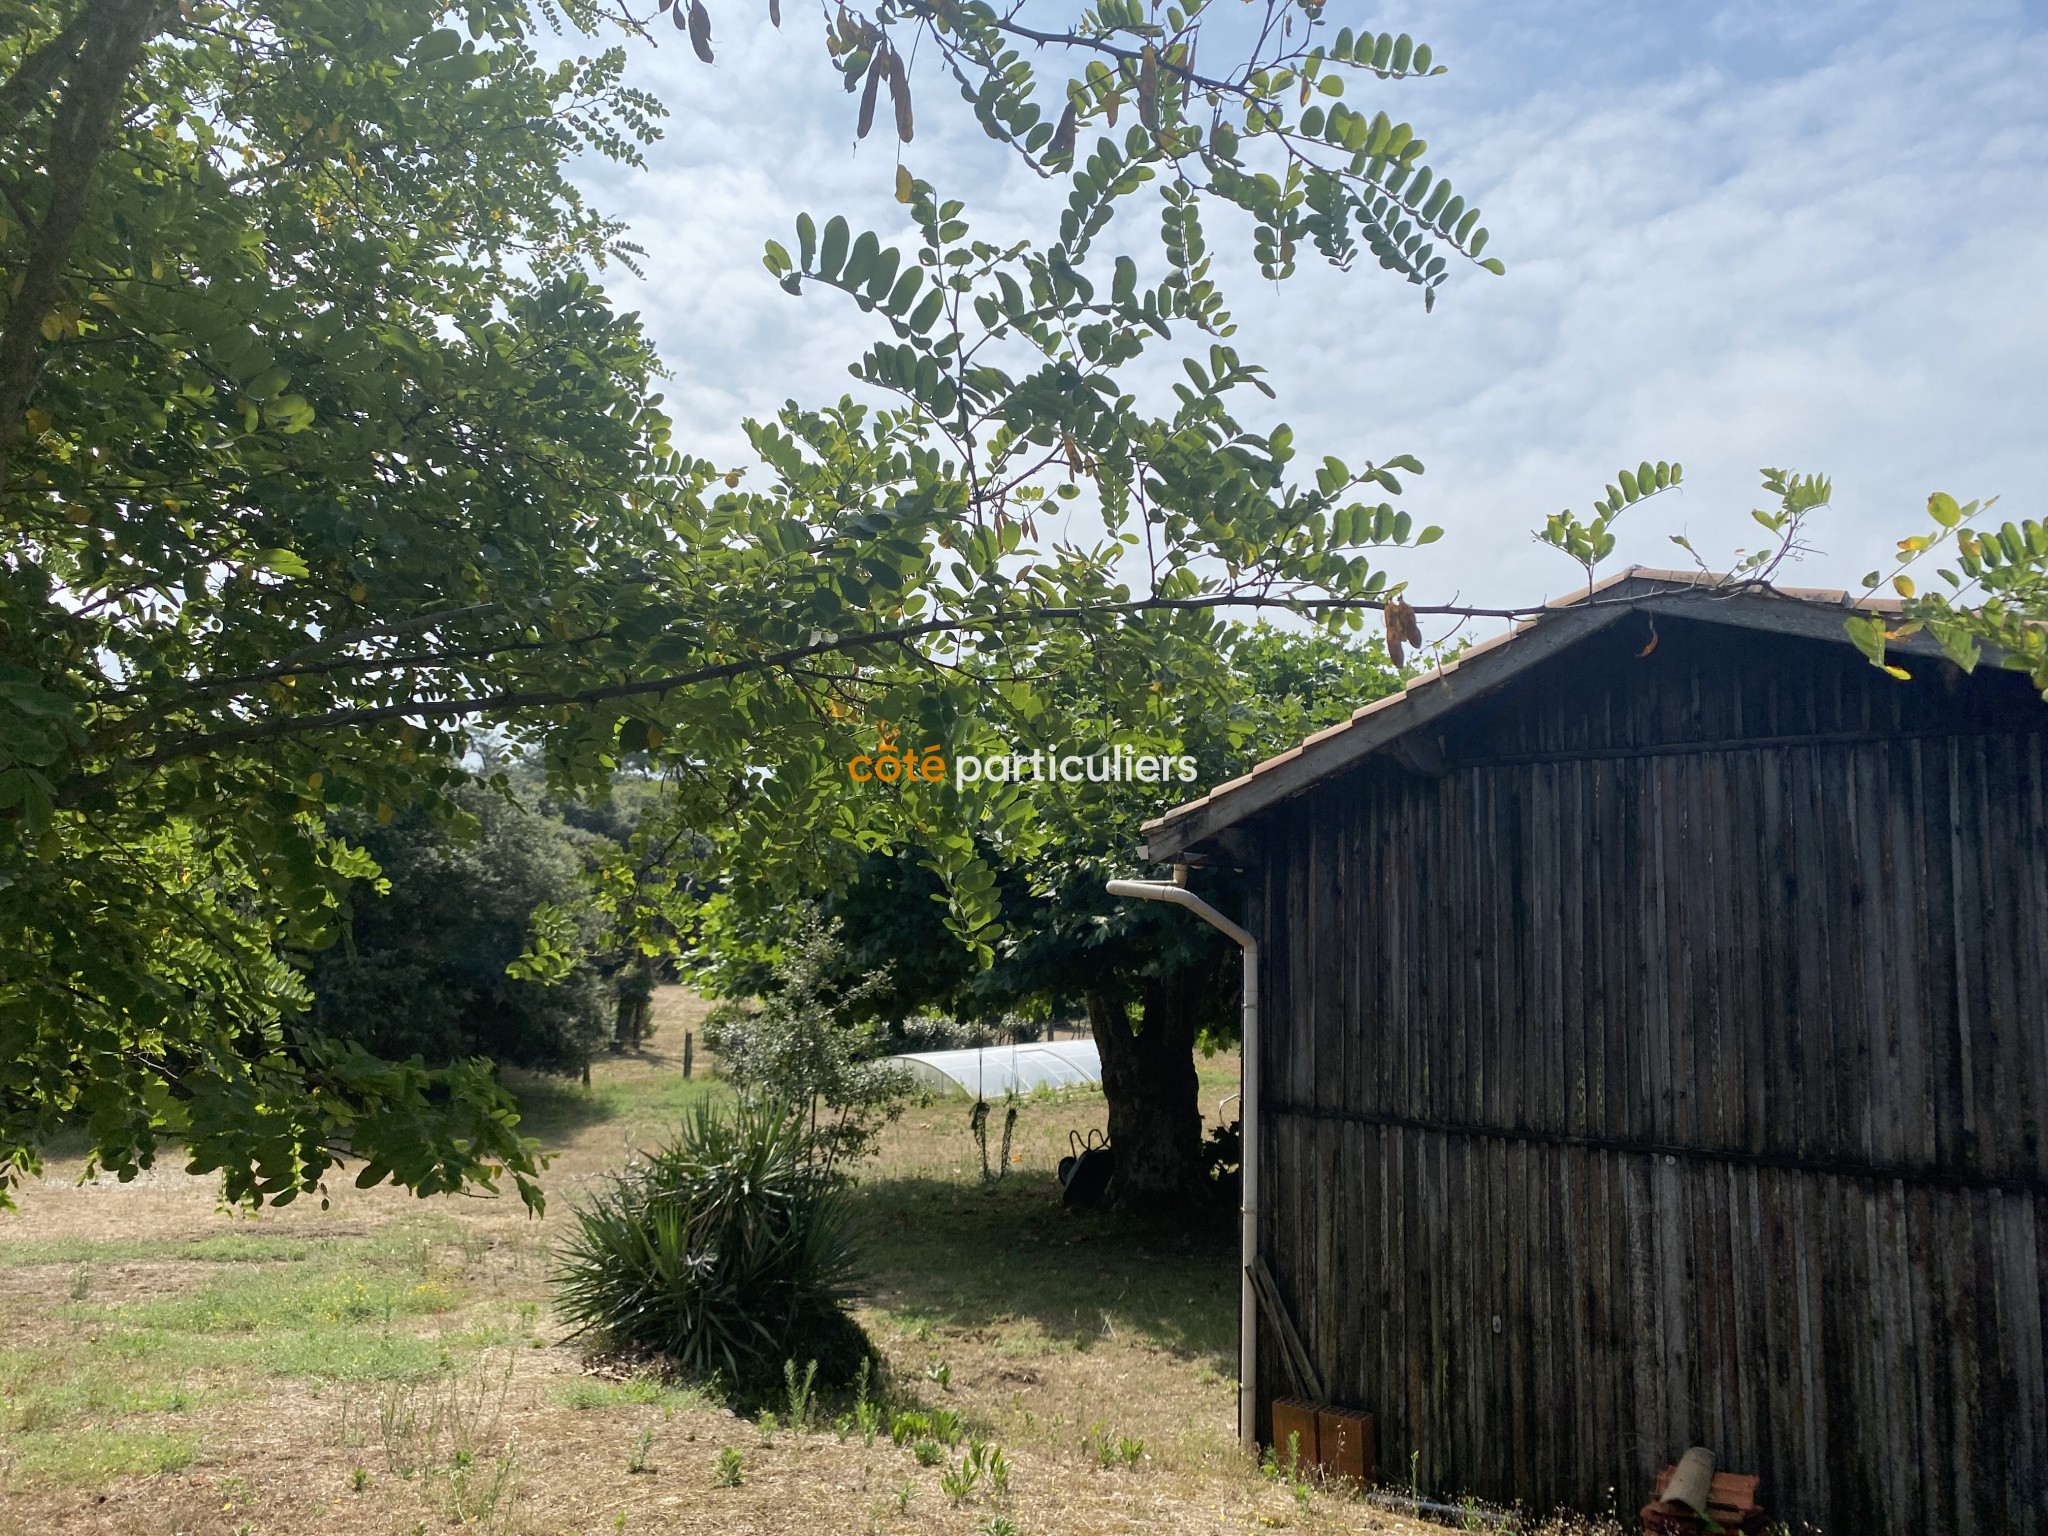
[571, 0, 2048, 627]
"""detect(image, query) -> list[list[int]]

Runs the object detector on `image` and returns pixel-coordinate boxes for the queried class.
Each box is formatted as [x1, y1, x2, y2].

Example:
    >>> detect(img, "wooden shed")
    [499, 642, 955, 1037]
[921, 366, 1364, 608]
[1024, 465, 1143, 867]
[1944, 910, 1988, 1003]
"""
[1142, 570, 2048, 1534]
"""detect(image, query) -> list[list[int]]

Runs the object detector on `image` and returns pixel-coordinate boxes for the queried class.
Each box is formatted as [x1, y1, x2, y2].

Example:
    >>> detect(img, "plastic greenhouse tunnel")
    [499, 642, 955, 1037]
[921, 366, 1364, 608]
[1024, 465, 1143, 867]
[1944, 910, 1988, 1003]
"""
[886, 1040, 1102, 1098]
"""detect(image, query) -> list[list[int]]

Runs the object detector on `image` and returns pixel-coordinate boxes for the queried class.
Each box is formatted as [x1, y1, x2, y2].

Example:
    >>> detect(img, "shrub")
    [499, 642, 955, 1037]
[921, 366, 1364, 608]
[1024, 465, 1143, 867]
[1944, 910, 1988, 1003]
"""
[553, 1098, 872, 1395]
[310, 784, 609, 1075]
[701, 913, 911, 1174]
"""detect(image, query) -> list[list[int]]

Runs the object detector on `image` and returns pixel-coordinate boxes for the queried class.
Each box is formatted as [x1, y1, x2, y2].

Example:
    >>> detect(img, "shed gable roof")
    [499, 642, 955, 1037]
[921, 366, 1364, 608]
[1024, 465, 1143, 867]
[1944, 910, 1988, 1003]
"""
[1141, 567, 1918, 862]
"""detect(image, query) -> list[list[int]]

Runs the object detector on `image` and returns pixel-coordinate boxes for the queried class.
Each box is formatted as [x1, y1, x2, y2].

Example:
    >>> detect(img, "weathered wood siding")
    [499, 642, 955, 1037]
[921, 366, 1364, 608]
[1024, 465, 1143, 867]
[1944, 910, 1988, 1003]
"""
[1252, 615, 2048, 1533]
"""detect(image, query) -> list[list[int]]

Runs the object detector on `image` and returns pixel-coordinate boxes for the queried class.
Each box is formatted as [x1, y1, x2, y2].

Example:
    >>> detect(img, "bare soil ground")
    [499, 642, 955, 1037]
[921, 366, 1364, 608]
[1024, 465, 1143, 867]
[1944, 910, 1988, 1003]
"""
[0, 989, 1567, 1536]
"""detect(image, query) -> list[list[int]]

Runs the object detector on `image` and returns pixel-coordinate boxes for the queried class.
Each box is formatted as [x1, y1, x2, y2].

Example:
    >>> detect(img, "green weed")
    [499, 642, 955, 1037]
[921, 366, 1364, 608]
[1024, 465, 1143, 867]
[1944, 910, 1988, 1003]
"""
[783, 1356, 819, 1430]
[714, 1447, 744, 1486]
[438, 1443, 521, 1530]
[941, 1439, 1010, 1506]
[1262, 1433, 1314, 1507]
[1, 1361, 203, 1433]
[377, 1354, 514, 1479]
[852, 1357, 882, 1446]
[4, 1427, 196, 1485]
[1088, 1423, 1143, 1469]
[555, 1377, 712, 1413]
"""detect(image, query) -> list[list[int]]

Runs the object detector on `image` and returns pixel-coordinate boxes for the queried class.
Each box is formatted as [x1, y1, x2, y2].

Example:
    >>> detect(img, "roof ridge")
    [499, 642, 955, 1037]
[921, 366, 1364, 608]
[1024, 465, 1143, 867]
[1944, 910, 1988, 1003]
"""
[1140, 573, 1921, 860]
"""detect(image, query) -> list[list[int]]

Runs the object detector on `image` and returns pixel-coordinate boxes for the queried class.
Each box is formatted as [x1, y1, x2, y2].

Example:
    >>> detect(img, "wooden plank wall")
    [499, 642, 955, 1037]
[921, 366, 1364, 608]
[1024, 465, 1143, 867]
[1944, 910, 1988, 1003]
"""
[1252, 616, 2048, 1533]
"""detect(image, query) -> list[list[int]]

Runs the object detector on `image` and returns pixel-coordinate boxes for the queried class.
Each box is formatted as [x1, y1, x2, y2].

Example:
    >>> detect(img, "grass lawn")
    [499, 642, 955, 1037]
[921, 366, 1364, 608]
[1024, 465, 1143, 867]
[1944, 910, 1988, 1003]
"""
[0, 989, 1595, 1536]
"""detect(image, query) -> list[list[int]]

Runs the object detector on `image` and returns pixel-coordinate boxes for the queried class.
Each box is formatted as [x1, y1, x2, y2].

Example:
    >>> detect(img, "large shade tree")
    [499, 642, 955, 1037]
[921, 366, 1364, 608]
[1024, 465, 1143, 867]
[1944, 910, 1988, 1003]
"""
[701, 620, 1410, 1208]
[7, 0, 1737, 1215]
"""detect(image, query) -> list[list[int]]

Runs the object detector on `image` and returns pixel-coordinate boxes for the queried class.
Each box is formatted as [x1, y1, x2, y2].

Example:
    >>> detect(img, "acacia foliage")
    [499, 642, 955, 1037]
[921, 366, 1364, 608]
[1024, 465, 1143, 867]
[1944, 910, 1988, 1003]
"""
[1852, 492, 2048, 695]
[700, 622, 1408, 1036]
[0, 0, 1503, 1211]
[1, 0, 670, 1209]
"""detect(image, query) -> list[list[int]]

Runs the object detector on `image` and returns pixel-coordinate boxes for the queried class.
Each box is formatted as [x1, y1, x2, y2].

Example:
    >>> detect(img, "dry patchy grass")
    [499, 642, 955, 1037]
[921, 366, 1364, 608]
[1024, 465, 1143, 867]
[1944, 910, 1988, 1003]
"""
[0, 989, 1600, 1536]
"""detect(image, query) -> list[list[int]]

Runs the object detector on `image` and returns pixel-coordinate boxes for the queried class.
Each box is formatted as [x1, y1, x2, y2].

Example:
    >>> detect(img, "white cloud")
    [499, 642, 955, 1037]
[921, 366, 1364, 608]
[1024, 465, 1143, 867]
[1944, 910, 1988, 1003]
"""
[580, 0, 2048, 625]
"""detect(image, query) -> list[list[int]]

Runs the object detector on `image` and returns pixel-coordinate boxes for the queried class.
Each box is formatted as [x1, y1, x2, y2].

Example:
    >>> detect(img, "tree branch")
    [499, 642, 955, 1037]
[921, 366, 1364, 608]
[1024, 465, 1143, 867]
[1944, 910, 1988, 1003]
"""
[0, 0, 166, 496]
[0, 5, 94, 137]
[98, 590, 1539, 777]
[912, 1, 1252, 99]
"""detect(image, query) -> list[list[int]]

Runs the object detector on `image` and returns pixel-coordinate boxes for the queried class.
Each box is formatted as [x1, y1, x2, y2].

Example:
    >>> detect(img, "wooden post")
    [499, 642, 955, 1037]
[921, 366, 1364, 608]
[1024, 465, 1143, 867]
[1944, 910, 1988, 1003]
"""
[683, 1032, 693, 1079]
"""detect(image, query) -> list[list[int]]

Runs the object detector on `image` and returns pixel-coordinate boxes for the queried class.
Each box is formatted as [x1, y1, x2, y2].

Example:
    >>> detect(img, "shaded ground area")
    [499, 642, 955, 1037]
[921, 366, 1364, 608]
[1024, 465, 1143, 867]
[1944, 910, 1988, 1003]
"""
[0, 989, 1582, 1536]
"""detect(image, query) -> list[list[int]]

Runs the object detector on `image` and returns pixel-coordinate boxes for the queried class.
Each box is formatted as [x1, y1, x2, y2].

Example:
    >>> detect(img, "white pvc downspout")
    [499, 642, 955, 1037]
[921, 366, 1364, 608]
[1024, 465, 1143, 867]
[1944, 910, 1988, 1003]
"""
[1104, 877, 1261, 1456]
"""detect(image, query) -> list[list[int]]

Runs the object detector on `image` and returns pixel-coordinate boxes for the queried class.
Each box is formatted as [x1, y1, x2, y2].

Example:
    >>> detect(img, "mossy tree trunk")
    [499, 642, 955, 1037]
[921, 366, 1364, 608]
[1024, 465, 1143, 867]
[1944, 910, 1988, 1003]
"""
[1085, 962, 1218, 1210]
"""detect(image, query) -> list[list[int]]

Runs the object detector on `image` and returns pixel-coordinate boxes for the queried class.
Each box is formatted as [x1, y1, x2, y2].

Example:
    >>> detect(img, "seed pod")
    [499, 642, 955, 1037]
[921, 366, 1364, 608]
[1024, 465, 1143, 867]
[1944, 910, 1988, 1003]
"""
[889, 49, 914, 141]
[857, 53, 881, 138]
[687, 0, 713, 61]
[1383, 597, 1423, 665]
[1049, 99, 1078, 160]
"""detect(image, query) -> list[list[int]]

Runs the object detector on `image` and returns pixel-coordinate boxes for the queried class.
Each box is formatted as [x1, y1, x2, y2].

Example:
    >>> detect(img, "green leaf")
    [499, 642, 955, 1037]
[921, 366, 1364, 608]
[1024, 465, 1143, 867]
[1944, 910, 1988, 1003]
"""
[1845, 613, 1889, 664]
[845, 230, 881, 290]
[907, 288, 945, 333]
[254, 549, 310, 578]
[865, 245, 901, 303]
[819, 216, 850, 280]
[882, 267, 922, 315]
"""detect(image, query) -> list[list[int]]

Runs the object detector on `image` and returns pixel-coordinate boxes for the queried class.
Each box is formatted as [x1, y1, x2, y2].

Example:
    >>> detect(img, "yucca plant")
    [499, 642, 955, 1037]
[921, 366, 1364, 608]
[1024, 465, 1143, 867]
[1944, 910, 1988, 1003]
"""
[553, 1098, 871, 1394]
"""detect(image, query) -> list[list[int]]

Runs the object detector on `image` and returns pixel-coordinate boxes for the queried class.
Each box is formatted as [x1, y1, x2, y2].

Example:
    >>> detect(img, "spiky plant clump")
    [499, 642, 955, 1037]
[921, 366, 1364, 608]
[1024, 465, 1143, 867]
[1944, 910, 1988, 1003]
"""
[554, 1098, 871, 1394]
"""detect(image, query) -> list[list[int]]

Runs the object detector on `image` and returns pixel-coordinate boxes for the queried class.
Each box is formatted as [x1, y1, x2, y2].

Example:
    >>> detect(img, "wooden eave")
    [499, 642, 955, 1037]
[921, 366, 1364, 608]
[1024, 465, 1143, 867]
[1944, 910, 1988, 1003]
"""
[1140, 567, 1924, 864]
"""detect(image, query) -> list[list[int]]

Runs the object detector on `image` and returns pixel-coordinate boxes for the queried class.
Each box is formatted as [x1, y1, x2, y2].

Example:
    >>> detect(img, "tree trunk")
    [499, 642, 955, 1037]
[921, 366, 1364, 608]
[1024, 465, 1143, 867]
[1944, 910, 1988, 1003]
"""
[1086, 969, 1209, 1210]
[614, 957, 654, 1051]
[0, 0, 163, 493]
